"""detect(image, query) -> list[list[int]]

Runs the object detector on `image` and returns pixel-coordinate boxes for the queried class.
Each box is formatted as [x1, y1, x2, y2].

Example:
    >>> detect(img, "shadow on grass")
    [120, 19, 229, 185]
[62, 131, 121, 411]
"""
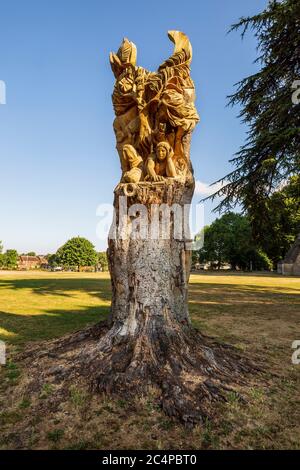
[189, 281, 300, 301]
[188, 281, 300, 353]
[0, 306, 110, 345]
[0, 275, 299, 346]
[0, 277, 112, 344]
[188, 282, 300, 320]
[0, 277, 112, 301]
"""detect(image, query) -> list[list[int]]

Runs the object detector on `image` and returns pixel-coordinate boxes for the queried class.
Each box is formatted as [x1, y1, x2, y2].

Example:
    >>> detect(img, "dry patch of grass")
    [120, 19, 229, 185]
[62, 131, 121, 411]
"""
[0, 270, 299, 449]
[189, 273, 300, 372]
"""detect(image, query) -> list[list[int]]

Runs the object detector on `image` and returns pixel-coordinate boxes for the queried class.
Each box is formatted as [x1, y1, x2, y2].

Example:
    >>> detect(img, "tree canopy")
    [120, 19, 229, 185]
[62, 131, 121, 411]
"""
[0, 249, 19, 269]
[0, 241, 3, 268]
[210, 0, 300, 220]
[47, 253, 59, 268]
[98, 252, 109, 271]
[194, 212, 272, 271]
[56, 237, 98, 271]
[250, 174, 300, 264]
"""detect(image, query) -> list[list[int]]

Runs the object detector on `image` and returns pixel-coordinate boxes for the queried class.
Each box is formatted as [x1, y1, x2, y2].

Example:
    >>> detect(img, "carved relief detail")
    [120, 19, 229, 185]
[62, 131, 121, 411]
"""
[110, 31, 199, 188]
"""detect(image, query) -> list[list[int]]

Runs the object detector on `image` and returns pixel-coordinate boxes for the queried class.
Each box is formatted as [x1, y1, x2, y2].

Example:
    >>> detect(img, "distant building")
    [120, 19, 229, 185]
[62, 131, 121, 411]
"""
[18, 255, 49, 270]
[193, 262, 231, 271]
[194, 262, 208, 271]
[277, 234, 300, 275]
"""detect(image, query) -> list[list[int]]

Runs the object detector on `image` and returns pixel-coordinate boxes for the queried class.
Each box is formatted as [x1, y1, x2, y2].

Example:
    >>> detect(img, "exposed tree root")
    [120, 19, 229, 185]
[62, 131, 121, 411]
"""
[15, 320, 259, 427]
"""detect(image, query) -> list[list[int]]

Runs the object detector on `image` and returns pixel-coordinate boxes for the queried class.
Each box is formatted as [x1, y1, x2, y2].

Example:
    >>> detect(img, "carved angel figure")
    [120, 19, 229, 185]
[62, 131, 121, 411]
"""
[110, 31, 199, 183]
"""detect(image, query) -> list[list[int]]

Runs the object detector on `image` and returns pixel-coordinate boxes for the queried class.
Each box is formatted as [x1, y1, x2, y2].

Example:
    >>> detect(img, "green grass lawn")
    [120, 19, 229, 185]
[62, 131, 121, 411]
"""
[0, 270, 299, 449]
[0, 271, 111, 344]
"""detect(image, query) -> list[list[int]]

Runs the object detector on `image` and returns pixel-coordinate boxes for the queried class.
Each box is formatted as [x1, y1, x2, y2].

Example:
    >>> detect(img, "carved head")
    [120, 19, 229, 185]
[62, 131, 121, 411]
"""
[117, 38, 137, 66]
[156, 142, 174, 162]
[110, 38, 137, 78]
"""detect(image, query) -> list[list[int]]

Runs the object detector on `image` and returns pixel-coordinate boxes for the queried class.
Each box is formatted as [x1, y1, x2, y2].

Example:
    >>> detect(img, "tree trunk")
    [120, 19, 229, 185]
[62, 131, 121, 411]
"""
[107, 178, 194, 333]
[82, 176, 255, 425]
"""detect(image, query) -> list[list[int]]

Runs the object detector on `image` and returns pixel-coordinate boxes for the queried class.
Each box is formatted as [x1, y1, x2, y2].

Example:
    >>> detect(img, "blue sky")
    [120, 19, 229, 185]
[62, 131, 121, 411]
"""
[0, 0, 267, 254]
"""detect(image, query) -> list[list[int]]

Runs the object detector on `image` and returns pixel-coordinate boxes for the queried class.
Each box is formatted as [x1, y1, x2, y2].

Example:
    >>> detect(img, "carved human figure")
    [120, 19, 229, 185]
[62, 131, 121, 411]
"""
[145, 141, 177, 182]
[110, 31, 200, 181]
[121, 144, 143, 183]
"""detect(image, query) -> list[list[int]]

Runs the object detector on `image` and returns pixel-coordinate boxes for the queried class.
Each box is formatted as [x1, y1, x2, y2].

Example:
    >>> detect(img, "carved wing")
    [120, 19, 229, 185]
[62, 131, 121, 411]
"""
[158, 31, 192, 72]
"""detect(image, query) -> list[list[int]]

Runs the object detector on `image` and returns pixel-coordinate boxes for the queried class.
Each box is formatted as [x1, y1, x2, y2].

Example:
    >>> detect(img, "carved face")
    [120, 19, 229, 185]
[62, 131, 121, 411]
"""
[156, 145, 168, 161]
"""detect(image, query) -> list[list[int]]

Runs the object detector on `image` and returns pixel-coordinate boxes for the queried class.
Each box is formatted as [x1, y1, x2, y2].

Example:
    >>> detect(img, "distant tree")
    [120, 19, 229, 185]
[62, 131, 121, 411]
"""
[2, 249, 19, 269]
[98, 251, 109, 271]
[250, 175, 300, 264]
[197, 213, 272, 270]
[26, 251, 36, 257]
[47, 254, 59, 268]
[56, 237, 97, 272]
[210, 0, 300, 232]
[248, 248, 273, 272]
[0, 241, 3, 268]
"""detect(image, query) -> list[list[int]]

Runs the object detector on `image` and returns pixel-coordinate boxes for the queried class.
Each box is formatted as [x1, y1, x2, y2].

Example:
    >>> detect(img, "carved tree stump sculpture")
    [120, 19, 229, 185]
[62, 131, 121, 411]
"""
[18, 32, 254, 426]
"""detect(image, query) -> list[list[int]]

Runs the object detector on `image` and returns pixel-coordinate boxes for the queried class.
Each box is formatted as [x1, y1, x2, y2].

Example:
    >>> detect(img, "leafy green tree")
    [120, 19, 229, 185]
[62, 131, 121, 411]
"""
[0, 241, 3, 268]
[2, 249, 19, 269]
[197, 213, 272, 270]
[204, 213, 252, 269]
[250, 175, 300, 264]
[211, 0, 300, 226]
[56, 237, 97, 271]
[26, 251, 36, 257]
[248, 248, 273, 271]
[47, 254, 59, 268]
[98, 251, 109, 271]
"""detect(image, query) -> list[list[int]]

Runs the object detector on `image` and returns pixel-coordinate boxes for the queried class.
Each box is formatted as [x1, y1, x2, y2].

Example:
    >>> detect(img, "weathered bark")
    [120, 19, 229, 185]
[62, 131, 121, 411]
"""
[108, 178, 194, 329]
